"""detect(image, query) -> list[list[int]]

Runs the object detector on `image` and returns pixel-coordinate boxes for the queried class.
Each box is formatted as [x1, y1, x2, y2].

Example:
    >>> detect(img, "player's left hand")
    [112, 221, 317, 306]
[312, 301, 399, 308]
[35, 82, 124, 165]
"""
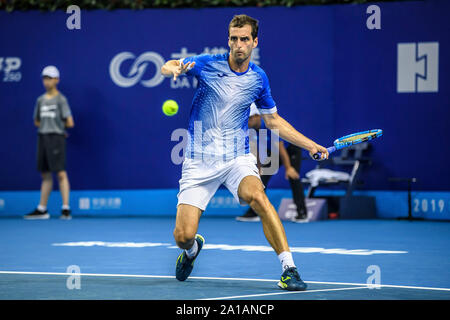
[173, 61, 195, 81]
[285, 167, 300, 180]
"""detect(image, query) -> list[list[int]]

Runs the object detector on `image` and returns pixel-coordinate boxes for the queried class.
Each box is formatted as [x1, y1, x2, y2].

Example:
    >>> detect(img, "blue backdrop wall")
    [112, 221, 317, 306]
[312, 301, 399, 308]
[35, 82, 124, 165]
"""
[0, 0, 448, 193]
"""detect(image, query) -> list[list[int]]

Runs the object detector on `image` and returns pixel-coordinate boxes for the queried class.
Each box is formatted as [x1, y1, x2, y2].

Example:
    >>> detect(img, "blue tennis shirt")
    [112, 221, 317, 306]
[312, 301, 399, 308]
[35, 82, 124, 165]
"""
[181, 53, 277, 162]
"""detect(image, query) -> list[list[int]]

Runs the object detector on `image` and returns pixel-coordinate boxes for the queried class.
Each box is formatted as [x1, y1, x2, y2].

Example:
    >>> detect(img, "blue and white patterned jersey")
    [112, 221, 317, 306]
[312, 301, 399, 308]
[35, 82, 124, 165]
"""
[181, 53, 277, 163]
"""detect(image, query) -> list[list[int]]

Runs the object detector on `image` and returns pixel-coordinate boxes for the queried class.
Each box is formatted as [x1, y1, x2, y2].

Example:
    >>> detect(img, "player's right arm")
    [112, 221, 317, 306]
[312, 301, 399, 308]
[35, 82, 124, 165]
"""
[262, 112, 328, 160]
[161, 60, 195, 81]
[254, 68, 328, 160]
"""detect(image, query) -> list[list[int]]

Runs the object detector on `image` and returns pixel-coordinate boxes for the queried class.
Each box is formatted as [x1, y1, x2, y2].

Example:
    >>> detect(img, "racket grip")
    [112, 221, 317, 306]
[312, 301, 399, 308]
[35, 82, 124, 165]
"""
[313, 146, 336, 160]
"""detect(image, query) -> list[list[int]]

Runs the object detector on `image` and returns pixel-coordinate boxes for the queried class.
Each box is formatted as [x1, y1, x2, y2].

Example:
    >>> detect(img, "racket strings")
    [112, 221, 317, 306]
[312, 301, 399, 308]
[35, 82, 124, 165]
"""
[340, 133, 376, 143]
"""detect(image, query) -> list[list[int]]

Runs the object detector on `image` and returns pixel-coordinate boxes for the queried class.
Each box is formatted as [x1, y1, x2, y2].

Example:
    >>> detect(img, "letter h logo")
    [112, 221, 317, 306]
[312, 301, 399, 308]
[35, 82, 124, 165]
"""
[397, 42, 439, 93]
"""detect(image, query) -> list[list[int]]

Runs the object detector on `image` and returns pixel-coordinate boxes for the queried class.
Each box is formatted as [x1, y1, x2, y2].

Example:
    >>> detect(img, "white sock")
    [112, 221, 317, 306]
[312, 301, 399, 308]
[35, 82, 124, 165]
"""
[62, 205, 70, 210]
[37, 205, 47, 212]
[185, 240, 198, 259]
[278, 251, 296, 272]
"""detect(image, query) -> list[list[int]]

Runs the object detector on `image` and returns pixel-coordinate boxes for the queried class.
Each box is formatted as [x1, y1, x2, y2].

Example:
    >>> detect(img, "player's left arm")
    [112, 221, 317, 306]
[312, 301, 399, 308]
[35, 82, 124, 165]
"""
[161, 60, 195, 81]
[65, 116, 74, 128]
[261, 111, 329, 160]
[61, 96, 74, 128]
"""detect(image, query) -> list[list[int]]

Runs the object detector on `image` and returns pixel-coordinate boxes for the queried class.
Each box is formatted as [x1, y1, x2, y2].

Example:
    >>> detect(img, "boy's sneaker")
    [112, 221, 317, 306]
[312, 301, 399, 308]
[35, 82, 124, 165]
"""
[60, 209, 72, 220]
[278, 267, 308, 291]
[175, 234, 205, 281]
[24, 209, 50, 220]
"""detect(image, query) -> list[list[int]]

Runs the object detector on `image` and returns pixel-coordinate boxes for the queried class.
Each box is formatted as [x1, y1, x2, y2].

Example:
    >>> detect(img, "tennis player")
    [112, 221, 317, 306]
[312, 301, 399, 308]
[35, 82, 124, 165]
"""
[161, 14, 328, 291]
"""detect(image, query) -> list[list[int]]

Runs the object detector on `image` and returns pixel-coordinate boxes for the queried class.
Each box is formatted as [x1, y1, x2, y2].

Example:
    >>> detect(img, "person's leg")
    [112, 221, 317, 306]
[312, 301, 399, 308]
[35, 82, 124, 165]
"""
[38, 171, 53, 209]
[226, 154, 289, 253]
[45, 134, 68, 211]
[173, 203, 206, 281]
[57, 170, 70, 208]
[238, 176, 290, 255]
[287, 145, 307, 218]
[174, 157, 221, 281]
[36, 134, 52, 211]
[288, 178, 307, 217]
[237, 168, 273, 220]
[24, 171, 52, 219]
[173, 204, 202, 250]
[26, 135, 51, 218]
[238, 175, 307, 290]
[224, 154, 307, 290]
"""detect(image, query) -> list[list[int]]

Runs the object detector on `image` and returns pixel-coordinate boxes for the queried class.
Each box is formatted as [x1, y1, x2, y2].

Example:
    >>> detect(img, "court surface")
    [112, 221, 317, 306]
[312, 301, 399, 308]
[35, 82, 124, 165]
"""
[0, 217, 449, 300]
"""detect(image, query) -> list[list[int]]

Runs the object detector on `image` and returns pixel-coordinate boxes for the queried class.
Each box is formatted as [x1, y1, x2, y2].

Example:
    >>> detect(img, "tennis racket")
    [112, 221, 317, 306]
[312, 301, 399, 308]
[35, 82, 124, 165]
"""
[313, 129, 383, 160]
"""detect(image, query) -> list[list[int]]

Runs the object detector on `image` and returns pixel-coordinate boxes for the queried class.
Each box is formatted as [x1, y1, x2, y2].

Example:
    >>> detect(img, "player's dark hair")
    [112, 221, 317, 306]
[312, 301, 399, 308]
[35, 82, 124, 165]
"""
[228, 14, 259, 40]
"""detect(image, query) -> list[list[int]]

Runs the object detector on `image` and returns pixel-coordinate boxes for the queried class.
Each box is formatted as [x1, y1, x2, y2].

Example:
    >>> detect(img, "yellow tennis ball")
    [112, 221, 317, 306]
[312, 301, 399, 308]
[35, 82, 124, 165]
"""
[162, 100, 179, 116]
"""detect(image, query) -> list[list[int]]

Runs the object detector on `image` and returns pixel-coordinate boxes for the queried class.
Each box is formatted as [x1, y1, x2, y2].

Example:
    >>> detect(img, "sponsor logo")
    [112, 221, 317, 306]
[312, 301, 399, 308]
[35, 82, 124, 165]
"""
[78, 197, 121, 210]
[40, 105, 57, 119]
[109, 52, 165, 88]
[0, 57, 22, 82]
[109, 47, 260, 89]
[397, 42, 439, 93]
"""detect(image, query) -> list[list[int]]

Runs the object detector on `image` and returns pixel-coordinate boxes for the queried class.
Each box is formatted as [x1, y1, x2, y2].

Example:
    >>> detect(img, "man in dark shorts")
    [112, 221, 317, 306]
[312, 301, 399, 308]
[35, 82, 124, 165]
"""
[24, 66, 74, 220]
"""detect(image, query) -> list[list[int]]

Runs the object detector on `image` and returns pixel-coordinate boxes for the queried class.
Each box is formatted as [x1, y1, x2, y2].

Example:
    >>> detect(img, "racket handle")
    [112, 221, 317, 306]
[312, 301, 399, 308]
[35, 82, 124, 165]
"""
[313, 146, 336, 160]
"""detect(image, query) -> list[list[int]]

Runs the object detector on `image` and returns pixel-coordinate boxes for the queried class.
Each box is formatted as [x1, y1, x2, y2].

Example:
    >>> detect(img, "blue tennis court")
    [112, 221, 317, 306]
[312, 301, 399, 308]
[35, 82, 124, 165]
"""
[1, 217, 449, 300]
[1, 0, 449, 307]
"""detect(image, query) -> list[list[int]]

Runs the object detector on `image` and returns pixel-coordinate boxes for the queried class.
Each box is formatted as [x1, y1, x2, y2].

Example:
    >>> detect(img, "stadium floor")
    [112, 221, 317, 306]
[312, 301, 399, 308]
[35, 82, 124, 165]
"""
[0, 217, 449, 300]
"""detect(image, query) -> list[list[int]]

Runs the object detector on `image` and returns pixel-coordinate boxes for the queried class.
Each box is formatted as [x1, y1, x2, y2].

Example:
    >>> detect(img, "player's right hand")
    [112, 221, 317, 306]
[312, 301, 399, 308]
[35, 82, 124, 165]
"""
[309, 143, 329, 161]
[173, 61, 195, 81]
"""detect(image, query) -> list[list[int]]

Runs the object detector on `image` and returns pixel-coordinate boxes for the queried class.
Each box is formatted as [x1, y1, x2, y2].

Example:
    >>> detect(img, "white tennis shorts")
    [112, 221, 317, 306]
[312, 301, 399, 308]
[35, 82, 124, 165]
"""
[177, 153, 261, 211]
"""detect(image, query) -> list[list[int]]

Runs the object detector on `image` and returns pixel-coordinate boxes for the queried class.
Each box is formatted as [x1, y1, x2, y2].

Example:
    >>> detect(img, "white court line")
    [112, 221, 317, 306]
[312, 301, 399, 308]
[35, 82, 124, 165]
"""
[0, 270, 175, 279]
[306, 280, 450, 292]
[200, 286, 370, 300]
[0, 270, 450, 292]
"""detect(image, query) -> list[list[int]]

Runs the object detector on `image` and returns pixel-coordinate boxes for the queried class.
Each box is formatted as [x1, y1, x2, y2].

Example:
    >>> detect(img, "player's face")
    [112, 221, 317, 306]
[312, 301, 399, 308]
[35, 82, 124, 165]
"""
[42, 77, 59, 90]
[228, 25, 258, 65]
